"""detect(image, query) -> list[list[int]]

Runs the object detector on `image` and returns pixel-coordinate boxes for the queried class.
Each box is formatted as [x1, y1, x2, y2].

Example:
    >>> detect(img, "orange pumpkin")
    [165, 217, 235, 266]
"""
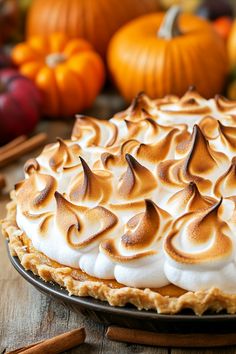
[228, 20, 236, 69]
[12, 33, 105, 118]
[108, 6, 228, 101]
[26, 0, 159, 59]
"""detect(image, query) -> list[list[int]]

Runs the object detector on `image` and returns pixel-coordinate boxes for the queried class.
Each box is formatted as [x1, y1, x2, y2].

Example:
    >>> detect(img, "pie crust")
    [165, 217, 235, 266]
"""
[3, 193, 236, 316]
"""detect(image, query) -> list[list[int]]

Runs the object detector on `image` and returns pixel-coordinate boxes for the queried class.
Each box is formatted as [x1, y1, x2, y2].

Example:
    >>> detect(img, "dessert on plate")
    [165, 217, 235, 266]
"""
[3, 87, 236, 315]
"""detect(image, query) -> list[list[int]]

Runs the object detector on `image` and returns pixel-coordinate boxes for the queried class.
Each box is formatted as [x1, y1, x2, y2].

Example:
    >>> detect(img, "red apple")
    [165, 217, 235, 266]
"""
[0, 69, 42, 144]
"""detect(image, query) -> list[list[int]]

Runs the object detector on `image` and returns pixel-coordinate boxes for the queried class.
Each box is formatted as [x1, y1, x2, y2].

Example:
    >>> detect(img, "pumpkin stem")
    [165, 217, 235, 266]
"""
[46, 53, 67, 68]
[158, 5, 182, 39]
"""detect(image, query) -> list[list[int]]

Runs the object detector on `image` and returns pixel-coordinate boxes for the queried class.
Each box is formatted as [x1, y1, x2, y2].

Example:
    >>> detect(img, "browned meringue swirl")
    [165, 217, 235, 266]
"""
[121, 199, 171, 249]
[214, 158, 236, 198]
[55, 192, 117, 248]
[165, 199, 232, 264]
[114, 92, 155, 121]
[137, 128, 189, 163]
[72, 115, 118, 147]
[215, 95, 236, 113]
[15, 173, 57, 214]
[167, 182, 216, 214]
[24, 158, 40, 175]
[100, 139, 140, 170]
[101, 200, 171, 262]
[198, 116, 219, 140]
[158, 125, 228, 191]
[48, 138, 81, 172]
[217, 121, 236, 152]
[159, 87, 211, 115]
[124, 118, 158, 140]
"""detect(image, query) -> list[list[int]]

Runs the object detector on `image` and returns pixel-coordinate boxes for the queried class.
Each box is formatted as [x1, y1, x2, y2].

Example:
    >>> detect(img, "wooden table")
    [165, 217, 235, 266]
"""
[0, 93, 235, 353]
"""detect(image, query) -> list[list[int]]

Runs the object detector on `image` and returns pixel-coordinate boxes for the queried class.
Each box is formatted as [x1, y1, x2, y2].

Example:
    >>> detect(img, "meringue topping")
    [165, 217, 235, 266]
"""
[15, 89, 236, 291]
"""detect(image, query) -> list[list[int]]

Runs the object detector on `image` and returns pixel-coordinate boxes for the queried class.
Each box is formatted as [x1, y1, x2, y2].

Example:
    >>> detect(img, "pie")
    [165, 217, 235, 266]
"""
[4, 87, 236, 315]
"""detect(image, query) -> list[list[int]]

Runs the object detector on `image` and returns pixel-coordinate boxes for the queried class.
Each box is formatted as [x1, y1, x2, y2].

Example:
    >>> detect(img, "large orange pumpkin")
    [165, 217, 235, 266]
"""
[26, 0, 159, 59]
[12, 33, 105, 118]
[108, 6, 228, 101]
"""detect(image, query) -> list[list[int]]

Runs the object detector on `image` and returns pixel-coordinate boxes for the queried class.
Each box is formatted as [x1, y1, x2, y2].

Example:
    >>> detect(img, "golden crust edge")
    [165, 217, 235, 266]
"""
[2, 195, 236, 315]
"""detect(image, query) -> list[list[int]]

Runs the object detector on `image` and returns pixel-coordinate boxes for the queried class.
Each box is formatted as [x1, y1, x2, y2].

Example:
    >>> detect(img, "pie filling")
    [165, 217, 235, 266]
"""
[6, 88, 236, 303]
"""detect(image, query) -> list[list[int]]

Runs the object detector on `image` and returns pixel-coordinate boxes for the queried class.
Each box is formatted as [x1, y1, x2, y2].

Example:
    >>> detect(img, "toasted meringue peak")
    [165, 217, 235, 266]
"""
[198, 116, 219, 140]
[160, 88, 211, 115]
[101, 199, 171, 260]
[167, 182, 216, 216]
[15, 89, 236, 290]
[215, 95, 236, 113]
[100, 139, 140, 171]
[165, 199, 232, 265]
[16, 173, 57, 214]
[124, 117, 159, 138]
[118, 154, 157, 199]
[158, 125, 229, 192]
[48, 138, 81, 172]
[114, 92, 155, 121]
[55, 192, 117, 248]
[121, 199, 171, 249]
[123, 118, 162, 144]
[24, 158, 40, 175]
[214, 158, 236, 198]
[55, 191, 82, 233]
[72, 115, 118, 147]
[213, 121, 236, 158]
[69, 157, 112, 204]
[185, 125, 228, 175]
[137, 128, 189, 164]
[155, 94, 179, 107]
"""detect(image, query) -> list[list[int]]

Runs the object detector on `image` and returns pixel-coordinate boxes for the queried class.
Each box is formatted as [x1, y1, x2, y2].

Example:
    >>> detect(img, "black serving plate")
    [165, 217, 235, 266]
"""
[7, 246, 236, 334]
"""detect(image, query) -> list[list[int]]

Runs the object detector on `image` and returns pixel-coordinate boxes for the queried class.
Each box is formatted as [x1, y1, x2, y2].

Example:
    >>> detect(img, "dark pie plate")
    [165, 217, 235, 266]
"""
[7, 245, 236, 334]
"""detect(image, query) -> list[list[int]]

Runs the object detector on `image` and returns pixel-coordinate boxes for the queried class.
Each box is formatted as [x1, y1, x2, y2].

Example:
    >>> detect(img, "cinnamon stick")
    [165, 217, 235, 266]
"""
[6, 327, 86, 354]
[5, 340, 43, 354]
[0, 135, 27, 155]
[0, 173, 6, 190]
[106, 326, 236, 347]
[0, 133, 48, 168]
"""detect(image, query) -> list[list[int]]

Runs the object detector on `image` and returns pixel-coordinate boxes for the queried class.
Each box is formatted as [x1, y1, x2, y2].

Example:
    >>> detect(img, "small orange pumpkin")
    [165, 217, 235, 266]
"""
[108, 6, 228, 101]
[12, 33, 105, 118]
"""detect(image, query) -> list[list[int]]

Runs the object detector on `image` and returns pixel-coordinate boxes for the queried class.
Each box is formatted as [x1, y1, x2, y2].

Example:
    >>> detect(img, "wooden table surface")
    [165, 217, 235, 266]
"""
[0, 92, 236, 354]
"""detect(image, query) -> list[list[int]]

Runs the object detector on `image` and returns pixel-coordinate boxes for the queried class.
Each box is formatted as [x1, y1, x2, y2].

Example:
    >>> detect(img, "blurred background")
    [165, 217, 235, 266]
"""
[0, 0, 236, 146]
